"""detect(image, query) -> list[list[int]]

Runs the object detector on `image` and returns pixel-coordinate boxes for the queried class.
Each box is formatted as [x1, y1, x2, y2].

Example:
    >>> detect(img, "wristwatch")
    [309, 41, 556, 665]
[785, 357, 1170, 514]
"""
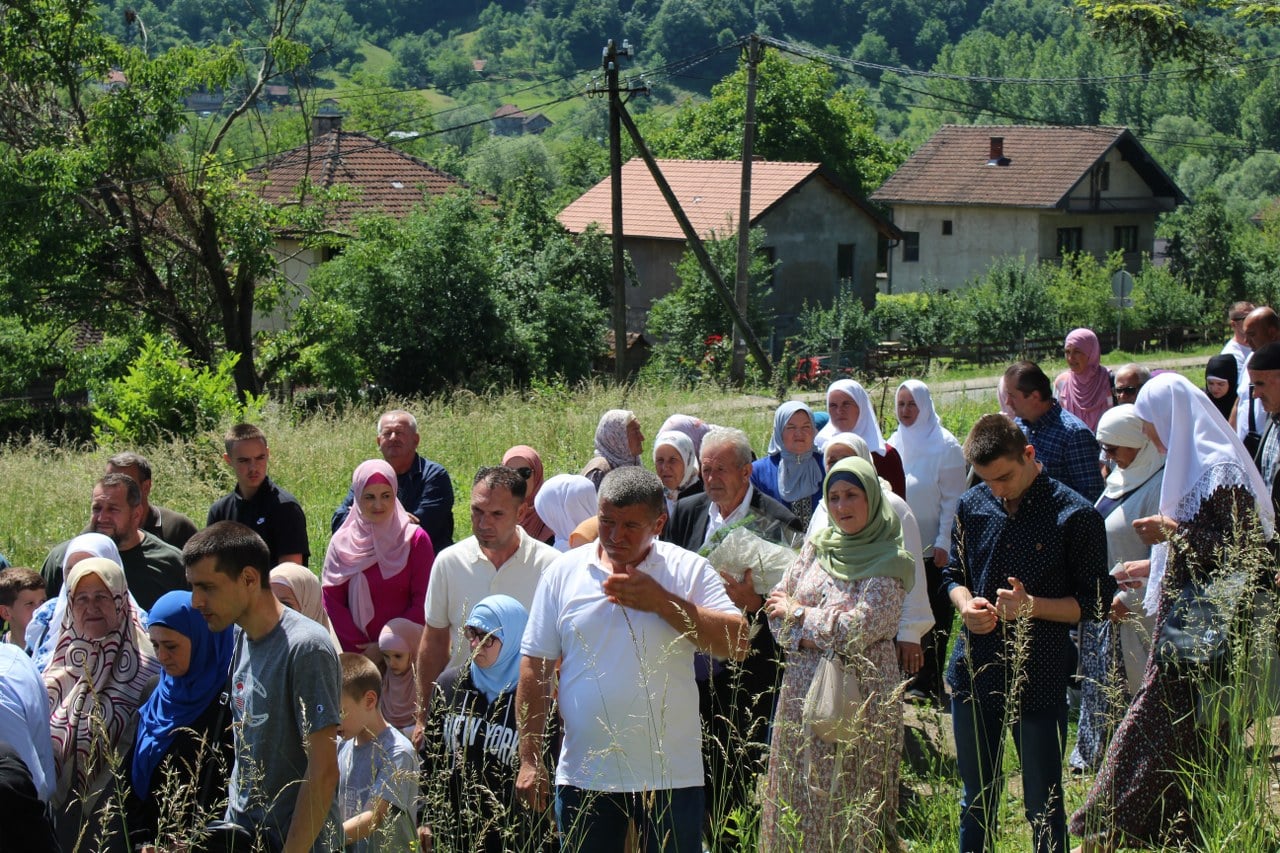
[792, 605, 805, 622]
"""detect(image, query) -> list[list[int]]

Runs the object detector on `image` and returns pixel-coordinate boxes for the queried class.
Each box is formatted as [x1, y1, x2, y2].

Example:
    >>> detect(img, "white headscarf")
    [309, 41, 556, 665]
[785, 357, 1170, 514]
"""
[533, 475, 599, 552]
[1095, 404, 1165, 501]
[888, 379, 942, 458]
[816, 379, 887, 455]
[1133, 373, 1273, 536]
[653, 430, 700, 492]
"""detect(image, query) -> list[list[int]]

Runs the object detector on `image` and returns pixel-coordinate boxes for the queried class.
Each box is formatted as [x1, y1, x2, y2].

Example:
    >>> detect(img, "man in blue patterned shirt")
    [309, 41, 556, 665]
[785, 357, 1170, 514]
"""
[944, 413, 1111, 853]
[1003, 361, 1105, 502]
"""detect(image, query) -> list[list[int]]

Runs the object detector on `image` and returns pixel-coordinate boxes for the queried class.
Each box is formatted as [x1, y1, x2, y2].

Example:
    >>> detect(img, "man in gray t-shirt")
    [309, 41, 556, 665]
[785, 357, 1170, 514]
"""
[185, 521, 342, 853]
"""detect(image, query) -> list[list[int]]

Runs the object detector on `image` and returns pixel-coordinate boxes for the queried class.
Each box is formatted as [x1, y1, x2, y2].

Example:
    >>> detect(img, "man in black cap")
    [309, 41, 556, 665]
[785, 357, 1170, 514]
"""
[1248, 341, 1280, 506]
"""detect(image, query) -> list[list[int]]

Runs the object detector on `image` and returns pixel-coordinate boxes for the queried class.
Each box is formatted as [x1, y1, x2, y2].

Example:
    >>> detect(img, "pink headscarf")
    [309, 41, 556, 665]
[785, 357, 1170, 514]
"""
[659, 414, 713, 455]
[1057, 328, 1113, 431]
[503, 445, 551, 543]
[378, 618, 423, 731]
[323, 459, 416, 632]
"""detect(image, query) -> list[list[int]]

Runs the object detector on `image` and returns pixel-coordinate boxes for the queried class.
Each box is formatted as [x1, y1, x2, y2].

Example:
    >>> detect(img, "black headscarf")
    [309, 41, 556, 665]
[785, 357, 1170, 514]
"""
[1205, 353, 1239, 421]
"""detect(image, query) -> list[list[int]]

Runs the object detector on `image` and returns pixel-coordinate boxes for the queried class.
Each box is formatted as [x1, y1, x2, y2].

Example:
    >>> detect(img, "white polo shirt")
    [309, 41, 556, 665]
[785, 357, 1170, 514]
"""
[522, 539, 738, 792]
[424, 528, 560, 669]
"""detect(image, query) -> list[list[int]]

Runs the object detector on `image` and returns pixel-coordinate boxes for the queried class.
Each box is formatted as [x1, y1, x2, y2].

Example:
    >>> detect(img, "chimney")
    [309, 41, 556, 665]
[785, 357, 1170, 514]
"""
[986, 136, 1010, 166]
[311, 113, 343, 137]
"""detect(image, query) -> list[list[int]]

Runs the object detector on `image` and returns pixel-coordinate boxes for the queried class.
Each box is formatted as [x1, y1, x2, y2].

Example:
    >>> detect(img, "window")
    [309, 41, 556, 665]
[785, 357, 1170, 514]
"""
[1114, 225, 1138, 253]
[1056, 227, 1083, 256]
[836, 243, 855, 281]
[942, 220, 953, 235]
[903, 231, 920, 262]
[1099, 162, 1111, 191]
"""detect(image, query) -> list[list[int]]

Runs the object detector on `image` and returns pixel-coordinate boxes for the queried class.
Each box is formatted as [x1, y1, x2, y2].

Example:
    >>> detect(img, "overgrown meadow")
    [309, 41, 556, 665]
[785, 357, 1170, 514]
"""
[12, 373, 1278, 851]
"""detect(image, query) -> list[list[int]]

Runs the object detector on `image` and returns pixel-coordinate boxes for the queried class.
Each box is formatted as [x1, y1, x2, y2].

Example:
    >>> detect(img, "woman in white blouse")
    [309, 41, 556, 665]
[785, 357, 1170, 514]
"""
[888, 379, 967, 705]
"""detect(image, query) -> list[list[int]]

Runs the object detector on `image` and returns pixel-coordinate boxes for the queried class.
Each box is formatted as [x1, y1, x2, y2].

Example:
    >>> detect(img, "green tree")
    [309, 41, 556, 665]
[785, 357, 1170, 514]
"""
[0, 0, 316, 398]
[647, 49, 908, 196]
[1162, 188, 1249, 302]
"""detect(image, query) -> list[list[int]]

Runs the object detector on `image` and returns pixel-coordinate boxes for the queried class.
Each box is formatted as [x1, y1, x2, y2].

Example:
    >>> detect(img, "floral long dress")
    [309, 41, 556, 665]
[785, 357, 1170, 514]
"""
[760, 541, 905, 853]
[1070, 475, 1264, 846]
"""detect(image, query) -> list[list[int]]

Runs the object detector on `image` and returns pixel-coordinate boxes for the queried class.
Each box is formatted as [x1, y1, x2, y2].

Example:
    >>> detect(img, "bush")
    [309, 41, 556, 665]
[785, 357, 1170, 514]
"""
[1132, 264, 1206, 332]
[952, 257, 1060, 348]
[91, 334, 262, 445]
[869, 290, 957, 347]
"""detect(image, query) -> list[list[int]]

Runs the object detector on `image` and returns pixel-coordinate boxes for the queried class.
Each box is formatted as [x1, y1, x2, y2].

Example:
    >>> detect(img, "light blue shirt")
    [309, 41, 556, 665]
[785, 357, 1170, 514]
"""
[0, 643, 56, 801]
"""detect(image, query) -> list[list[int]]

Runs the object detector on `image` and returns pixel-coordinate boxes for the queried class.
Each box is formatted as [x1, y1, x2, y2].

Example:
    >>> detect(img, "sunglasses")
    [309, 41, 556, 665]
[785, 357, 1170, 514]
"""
[464, 626, 498, 648]
[1114, 386, 1138, 396]
[1100, 444, 1121, 455]
[1231, 315, 1249, 322]
[513, 466, 534, 480]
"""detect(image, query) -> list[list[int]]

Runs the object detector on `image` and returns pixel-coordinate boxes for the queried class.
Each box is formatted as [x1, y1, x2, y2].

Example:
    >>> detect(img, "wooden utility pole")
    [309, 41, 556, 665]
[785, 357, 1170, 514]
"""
[604, 39, 629, 383]
[730, 35, 762, 385]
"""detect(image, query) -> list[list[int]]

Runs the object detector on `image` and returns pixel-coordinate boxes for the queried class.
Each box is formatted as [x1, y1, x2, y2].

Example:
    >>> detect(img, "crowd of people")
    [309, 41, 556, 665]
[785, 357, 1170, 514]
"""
[0, 303, 1278, 853]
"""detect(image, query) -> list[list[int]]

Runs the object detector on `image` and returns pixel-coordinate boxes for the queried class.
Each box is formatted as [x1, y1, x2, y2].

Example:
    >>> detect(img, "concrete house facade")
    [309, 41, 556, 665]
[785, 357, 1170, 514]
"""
[557, 158, 901, 346]
[870, 125, 1186, 293]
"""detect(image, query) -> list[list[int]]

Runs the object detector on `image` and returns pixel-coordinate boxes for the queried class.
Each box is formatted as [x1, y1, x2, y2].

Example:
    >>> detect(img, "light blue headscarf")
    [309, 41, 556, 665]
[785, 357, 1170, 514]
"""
[767, 401, 824, 503]
[465, 594, 529, 703]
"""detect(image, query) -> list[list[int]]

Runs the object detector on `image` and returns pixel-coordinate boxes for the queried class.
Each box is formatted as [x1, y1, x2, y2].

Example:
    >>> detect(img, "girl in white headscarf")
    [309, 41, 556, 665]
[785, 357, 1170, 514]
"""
[533, 475, 599, 552]
[814, 379, 906, 497]
[887, 379, 968, 706]
[1071, 374, 1273, 850]
[653, 430, 703, 519]
[1069, 404, 1165, 772]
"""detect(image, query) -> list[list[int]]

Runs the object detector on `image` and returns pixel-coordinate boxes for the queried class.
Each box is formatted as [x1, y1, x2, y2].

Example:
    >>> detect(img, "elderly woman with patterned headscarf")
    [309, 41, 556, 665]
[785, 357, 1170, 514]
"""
[814, 379, 906, 497]
[323, 459, 434, 662]
[44, 557, 159, 846]
[1055, 328, 1114, 432]
[27, 533, 126, 671]
[580, 409, 644, 490]
[761, 457, 912, 851]
[653, 429, 703, 520]
[751, 401, 826, 527]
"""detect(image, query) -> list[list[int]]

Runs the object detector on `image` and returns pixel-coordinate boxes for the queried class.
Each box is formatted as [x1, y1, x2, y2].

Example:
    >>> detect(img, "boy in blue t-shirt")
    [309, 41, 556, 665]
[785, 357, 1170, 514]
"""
[337, 653, 421, 853]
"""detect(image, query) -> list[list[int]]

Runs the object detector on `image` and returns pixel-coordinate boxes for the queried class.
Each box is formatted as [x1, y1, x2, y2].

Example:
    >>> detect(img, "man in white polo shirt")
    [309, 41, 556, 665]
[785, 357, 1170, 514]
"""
[515, 466, 749, 853]
[414, 465, 558, 741]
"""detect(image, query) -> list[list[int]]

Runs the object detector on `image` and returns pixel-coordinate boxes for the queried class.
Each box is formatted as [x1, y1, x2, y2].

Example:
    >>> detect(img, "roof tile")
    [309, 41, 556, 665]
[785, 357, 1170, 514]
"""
[871, 125, 1127, 208]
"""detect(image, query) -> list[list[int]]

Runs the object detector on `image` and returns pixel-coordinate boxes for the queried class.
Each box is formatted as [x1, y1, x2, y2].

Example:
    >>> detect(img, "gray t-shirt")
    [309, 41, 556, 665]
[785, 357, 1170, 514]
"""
[228, 607, 343, 852]
[337, 725, 420, 853]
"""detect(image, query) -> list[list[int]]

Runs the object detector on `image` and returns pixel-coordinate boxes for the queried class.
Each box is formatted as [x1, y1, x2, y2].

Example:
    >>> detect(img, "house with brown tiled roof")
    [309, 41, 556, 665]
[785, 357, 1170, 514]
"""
[558, 158, 901, 341]
[246, 115, 480, 327]
[871, 125, 1185, 293]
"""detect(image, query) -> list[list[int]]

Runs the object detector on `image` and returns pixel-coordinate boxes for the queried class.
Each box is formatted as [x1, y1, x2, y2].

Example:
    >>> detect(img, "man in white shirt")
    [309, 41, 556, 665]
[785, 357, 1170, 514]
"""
[516, 466, 748, 853]
[414, 466, 558, 740]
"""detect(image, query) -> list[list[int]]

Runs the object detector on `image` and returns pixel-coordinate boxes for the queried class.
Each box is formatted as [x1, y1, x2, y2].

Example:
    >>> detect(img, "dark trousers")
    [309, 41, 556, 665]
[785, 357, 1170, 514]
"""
[909, 558, 954, 704]
[952, 697, 1068, 853]
[555, 786, 704, 853]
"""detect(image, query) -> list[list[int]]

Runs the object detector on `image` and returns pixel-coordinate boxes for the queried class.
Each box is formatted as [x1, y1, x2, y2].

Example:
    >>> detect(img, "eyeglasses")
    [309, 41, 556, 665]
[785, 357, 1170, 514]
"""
[464, 627, 497, 648]
[1100, 444, 1121, 455]
[71, 591, 114, 610]
[1114, 386, 1138, 396]
[513, 467, 533, 480]
[1231, 315, 1249, 322]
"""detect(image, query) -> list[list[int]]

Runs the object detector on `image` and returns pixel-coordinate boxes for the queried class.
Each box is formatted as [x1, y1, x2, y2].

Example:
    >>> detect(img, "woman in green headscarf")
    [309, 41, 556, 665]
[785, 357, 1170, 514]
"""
[760, 457, 912, 852]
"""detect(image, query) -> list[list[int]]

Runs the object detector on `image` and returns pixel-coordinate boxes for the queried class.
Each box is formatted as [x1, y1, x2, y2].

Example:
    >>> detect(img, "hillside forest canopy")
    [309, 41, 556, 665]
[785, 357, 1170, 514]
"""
[4, 0, 1280, 435]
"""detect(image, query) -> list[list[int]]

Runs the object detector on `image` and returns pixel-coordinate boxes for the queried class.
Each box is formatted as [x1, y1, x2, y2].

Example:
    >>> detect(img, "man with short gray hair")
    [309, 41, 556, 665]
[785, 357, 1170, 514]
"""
[516, 466, 748, 852]
[666, 426, 804, 847]
[1110, 363, 1150, 406]
[331, 409, 454, 552]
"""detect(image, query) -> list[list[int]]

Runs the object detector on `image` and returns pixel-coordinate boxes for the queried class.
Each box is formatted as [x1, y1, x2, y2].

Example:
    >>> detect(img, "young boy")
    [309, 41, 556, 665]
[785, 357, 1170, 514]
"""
[0, 567, 46, 647]
[337, 653, 421, 853]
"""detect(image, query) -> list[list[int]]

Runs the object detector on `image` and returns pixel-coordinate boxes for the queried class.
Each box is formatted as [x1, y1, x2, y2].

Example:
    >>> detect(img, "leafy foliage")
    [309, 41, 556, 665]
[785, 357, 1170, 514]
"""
[91, 335, 262, 445]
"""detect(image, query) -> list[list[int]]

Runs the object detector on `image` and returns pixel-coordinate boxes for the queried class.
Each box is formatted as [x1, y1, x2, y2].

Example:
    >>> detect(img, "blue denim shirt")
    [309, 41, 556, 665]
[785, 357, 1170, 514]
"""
[943, 471, 1112, 712]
